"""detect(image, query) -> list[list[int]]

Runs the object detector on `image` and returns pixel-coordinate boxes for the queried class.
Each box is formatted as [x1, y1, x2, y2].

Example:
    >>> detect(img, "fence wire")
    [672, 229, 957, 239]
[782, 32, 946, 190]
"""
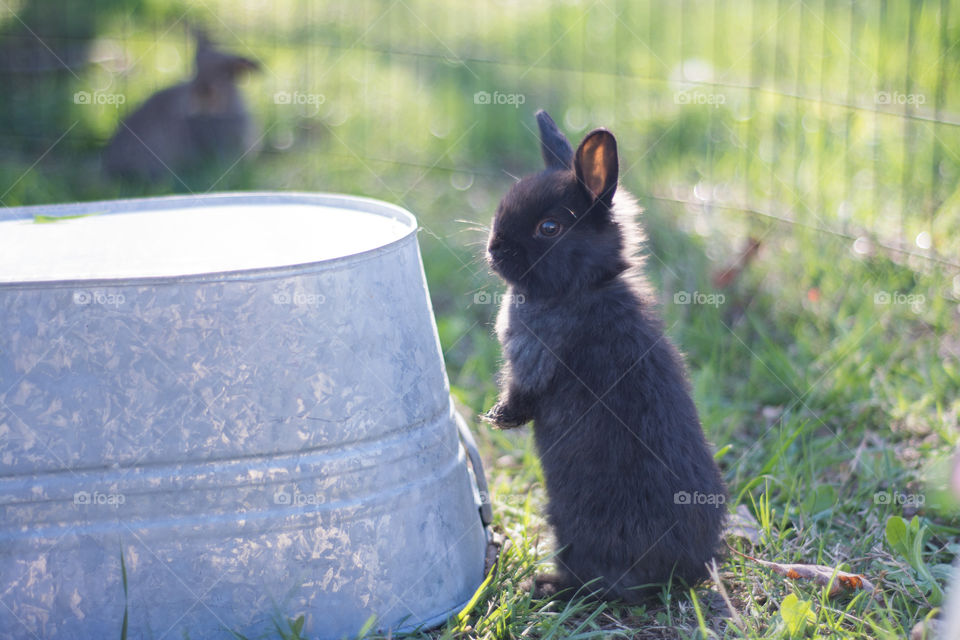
[0, 0, 958, 269]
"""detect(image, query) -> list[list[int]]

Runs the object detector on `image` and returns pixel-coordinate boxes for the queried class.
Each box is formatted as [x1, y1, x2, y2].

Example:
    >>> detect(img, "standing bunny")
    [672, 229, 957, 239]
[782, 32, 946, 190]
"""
[103, 29, 260, 183]
[484, 110, 726, 602]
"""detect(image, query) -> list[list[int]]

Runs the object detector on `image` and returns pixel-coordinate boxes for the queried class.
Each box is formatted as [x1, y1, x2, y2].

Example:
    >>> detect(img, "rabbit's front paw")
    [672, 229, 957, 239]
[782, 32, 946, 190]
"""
[482, 401, 531, 429]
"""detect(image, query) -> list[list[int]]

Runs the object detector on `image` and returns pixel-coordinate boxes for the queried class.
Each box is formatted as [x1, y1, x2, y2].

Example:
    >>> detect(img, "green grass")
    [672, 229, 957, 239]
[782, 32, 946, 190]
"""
[2, 1, 960, 638]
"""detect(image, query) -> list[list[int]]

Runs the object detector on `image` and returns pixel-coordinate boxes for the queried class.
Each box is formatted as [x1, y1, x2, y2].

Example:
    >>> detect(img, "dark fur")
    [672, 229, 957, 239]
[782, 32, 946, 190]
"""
[484, 110, 726, 602]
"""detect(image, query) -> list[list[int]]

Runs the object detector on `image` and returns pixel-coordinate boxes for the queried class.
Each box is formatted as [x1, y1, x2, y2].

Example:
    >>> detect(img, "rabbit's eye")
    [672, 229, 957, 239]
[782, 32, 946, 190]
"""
[537, 219, 562, 238]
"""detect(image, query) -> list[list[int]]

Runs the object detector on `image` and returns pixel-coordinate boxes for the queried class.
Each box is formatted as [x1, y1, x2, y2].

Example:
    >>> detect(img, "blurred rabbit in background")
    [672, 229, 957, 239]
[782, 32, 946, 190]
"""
[103, 29, 260, 183]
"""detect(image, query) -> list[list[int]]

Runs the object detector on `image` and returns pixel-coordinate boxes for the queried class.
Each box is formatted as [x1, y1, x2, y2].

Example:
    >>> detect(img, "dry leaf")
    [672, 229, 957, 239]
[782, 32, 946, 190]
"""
[725, 504, 763, 545]
[731, 548, 879, 599]
[712, 237, 761, 289]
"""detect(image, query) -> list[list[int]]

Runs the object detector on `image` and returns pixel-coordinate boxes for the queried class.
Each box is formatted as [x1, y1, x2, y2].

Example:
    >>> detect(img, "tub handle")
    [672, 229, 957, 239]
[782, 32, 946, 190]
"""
[455, 411, 493, 527]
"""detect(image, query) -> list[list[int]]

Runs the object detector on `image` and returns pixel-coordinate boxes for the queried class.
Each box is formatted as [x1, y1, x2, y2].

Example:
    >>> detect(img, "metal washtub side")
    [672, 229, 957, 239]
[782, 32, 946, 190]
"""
[0, 192, 489, 639]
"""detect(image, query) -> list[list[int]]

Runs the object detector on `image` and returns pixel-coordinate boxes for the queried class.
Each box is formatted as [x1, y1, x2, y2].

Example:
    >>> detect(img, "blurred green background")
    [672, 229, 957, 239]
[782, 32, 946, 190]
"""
[2, 0, 960, 636]
[3, 0, 959, 255]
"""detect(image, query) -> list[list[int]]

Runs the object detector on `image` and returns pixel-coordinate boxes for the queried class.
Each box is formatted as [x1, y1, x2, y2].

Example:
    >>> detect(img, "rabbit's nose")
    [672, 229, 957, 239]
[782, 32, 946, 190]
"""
[488, 234, 504, 253]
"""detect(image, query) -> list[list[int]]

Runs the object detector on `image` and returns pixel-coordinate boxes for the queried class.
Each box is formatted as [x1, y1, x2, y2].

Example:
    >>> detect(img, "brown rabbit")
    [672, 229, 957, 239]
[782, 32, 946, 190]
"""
[102, 30, 260, 183]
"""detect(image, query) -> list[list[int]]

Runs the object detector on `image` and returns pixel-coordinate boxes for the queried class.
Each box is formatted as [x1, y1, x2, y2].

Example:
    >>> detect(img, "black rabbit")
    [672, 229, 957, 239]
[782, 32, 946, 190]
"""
[483, 110, 726, 602]
[103, 29, 260, 183]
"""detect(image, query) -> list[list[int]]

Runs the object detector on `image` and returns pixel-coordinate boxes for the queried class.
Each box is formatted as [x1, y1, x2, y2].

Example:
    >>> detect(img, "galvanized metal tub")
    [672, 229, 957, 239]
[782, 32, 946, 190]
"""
[0, 192, 489, 640]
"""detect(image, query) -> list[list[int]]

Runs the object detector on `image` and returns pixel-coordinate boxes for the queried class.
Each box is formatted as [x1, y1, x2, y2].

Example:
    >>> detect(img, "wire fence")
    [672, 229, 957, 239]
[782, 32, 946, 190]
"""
[1, 0, 958, 270]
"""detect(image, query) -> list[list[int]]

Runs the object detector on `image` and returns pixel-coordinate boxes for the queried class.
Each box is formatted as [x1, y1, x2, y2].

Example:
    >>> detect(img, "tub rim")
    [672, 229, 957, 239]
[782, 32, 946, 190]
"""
[0, 191, 419, 289]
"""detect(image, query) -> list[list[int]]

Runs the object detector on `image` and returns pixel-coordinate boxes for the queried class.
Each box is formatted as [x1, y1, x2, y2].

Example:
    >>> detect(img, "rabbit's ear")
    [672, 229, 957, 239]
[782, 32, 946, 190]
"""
[574, 129, 618, 207]
[193, 27, 213, 54]
[536, 110, 573, 170]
